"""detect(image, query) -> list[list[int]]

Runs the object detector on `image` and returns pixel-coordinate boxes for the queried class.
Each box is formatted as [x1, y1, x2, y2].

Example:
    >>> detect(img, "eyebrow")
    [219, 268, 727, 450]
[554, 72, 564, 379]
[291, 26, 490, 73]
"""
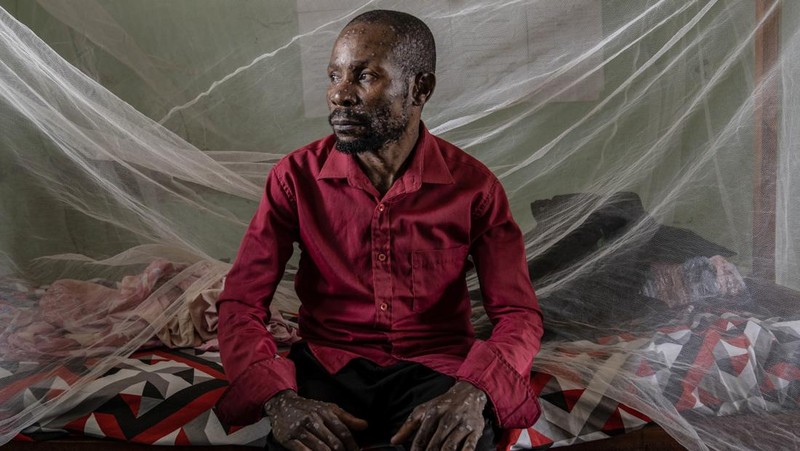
[328, 59, 371, 71]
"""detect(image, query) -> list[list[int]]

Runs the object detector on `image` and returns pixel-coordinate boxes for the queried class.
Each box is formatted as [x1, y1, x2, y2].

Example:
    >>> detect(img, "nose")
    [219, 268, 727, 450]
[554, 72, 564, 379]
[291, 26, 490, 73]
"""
[329, 80, 357, 107]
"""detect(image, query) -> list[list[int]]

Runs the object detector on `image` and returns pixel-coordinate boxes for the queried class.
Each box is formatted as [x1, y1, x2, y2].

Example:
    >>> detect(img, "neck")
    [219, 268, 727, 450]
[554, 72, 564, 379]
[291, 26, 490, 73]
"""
[355, 121, 420, 195]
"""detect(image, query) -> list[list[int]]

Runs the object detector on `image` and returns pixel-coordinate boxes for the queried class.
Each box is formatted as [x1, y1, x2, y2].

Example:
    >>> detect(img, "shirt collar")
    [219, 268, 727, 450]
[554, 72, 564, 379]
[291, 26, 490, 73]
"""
[317, 122, 455, 187]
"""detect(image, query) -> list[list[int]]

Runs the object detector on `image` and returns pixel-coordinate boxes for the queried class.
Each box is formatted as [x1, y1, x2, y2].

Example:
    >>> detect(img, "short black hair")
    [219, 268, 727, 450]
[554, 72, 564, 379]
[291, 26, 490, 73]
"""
[346, 10, 436, 77]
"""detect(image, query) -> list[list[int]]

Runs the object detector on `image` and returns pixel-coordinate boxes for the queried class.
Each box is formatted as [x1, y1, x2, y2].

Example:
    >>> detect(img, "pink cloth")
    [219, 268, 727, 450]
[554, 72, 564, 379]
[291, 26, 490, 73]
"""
[646, 262, 690, 307]
[709, 255, 747, 297]
[644, 256, 746, 307]
[4, 260, 184, 359]
[2, 260, 302, 360]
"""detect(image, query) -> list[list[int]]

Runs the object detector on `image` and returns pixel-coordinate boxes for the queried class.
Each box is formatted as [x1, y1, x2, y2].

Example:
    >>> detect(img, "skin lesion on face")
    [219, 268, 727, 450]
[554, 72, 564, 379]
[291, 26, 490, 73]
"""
[326, 24, 415, 156]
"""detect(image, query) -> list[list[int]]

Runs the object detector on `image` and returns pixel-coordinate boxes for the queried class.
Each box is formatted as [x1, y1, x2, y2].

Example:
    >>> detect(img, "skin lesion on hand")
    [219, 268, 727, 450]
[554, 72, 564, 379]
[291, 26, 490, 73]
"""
[390, 381, 489, 451]
[264, 390, 369, 451]
[263, 383, 489, 451]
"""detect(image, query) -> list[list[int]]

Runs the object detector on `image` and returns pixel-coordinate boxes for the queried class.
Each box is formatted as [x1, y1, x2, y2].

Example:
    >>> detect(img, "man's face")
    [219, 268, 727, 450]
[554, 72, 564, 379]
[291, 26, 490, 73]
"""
[327, 23, 412, 154]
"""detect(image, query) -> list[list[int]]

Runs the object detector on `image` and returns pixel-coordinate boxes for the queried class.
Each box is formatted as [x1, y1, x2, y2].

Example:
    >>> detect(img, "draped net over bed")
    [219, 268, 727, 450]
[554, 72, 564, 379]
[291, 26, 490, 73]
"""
[0, 1, 798, 449]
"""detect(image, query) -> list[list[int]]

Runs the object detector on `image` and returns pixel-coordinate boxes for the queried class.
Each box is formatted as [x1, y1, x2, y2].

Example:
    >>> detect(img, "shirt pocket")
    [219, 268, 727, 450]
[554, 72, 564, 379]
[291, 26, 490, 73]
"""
[411, 245, 469, 312]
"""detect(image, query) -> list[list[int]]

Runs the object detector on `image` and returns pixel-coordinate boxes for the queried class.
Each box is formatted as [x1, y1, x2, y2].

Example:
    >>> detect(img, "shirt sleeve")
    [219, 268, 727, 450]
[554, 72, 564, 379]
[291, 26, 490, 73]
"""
[456, 179, 544, 429]
[214, 165, 299, 426]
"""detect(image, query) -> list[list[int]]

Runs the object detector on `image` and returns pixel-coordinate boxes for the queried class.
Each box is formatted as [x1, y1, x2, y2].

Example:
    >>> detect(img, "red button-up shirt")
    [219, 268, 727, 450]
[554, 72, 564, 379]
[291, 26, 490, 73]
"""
[216, 123, 543, 429]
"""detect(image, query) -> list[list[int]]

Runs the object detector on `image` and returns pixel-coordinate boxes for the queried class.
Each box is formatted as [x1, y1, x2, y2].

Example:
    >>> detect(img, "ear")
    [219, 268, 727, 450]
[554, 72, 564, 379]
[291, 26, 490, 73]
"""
[411, 72, 436, 106]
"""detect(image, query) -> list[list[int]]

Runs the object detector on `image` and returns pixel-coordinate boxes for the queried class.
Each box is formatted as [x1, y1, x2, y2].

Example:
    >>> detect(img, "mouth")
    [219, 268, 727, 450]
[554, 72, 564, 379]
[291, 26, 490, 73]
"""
[328, 111, 368, 133]
[330, 115, 368, 134]
[332, 122, 365, 133]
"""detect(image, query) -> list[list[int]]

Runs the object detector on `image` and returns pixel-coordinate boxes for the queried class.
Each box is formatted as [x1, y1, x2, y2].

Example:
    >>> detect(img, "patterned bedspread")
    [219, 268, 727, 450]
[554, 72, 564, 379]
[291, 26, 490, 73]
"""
[515, 309, 800, 448]
[4, 279, 800, 449]
[11, 347, 652, 449]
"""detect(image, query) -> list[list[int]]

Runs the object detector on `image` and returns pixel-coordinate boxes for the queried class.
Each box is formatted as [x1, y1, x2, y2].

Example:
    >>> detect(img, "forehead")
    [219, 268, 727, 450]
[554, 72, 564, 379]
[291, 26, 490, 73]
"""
[330, 22, 398, 65]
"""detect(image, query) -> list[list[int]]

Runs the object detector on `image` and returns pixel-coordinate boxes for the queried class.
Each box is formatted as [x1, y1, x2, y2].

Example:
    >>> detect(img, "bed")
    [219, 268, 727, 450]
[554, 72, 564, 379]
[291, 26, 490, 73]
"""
[4, 283, 797, 450]
[2, 0, 797, 448]
[3, 326, 685, 450]
[2, 194, 798, 450]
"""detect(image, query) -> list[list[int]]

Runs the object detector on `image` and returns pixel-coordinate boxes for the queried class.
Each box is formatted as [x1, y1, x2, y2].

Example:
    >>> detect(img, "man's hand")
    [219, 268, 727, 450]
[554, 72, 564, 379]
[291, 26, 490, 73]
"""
[264, 390, 368, 451]
[390, 381, 488, 451]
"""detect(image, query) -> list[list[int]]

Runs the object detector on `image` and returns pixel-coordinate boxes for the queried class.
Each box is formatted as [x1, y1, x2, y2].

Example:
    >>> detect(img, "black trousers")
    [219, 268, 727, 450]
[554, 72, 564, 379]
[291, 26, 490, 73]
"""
[265, 342, 496, 450]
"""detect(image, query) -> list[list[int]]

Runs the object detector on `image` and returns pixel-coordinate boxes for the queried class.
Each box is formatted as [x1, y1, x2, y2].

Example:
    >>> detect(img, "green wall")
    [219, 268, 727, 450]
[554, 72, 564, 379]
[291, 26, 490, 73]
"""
[2, 1, 789, 281]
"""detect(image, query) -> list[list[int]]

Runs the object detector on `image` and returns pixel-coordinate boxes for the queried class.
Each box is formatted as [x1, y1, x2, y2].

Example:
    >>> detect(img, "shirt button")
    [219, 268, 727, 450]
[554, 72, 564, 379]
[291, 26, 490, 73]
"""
[377, 253, 387, 262]
[377, 203, 386, 212]
[379, 303, 388, 311]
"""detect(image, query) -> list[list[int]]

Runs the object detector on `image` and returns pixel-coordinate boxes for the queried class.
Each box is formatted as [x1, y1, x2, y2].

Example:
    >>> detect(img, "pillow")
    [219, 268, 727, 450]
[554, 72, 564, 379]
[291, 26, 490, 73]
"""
[647, 225, 736, 263]
[527, 192, 652, 281]
[525, 192, 740, 327]
[527, 192, 737, 280]
[527, 192, 656, 326]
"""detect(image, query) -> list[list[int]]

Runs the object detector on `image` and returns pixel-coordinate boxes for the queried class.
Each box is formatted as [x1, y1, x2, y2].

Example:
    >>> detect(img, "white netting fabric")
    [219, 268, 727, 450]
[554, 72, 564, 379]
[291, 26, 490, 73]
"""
[0, 1, 798, 449]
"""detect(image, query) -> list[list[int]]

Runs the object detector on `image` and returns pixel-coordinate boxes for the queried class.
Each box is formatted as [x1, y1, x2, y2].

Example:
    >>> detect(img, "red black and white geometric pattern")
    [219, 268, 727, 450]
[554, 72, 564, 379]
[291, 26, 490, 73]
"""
[38, 348, 269, 447]
[505, 372, 651, 449]
[7, 305, 800, 449]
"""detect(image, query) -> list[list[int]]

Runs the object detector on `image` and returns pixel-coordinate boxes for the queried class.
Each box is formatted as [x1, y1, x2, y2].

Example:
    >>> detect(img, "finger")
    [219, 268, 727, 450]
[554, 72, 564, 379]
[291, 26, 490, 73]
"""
[307, 418, 347, 451]
[440, 425, 472, 451]
[410, 410, 440, 451]
[297, 427, 332, 451]
[319, 409, 359, 451]
[390, 408, 423, 445]
[331, 406, 369, 431]
[425, 415, 458, 451]
[461, 430, 482, 451]
[286, 439, 313, 451]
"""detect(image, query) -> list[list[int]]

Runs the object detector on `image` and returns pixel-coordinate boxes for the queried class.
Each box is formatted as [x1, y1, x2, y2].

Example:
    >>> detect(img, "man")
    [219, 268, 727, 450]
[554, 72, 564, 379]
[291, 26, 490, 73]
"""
[216, 10, 543, 451]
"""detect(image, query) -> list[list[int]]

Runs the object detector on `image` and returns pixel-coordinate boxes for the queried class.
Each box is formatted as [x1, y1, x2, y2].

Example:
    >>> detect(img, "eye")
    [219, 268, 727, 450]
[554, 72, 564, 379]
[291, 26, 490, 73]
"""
[328, 72, 341, 83]
[359, 71, 376, 82]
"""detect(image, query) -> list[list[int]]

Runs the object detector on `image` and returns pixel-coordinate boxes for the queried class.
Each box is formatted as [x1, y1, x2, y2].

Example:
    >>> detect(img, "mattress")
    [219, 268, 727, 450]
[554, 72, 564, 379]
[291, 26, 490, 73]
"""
[5, 277, 800, 449]
[11, 346, 651, 449]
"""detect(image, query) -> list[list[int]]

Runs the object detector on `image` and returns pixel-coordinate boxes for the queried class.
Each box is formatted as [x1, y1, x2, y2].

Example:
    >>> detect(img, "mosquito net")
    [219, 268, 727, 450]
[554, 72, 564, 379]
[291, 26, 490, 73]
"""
[0, 0, 798, 449]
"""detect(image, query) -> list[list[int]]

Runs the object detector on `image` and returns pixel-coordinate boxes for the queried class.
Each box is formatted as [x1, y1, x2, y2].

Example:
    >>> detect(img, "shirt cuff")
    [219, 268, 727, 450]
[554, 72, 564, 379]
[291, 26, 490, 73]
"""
[455, 340, 540, 428]
[215, 355, 297, 426]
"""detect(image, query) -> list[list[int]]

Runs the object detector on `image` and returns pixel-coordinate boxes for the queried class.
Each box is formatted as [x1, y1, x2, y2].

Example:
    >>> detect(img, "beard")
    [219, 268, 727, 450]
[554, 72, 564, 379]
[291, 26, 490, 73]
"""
[329, 100, 409, 155]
